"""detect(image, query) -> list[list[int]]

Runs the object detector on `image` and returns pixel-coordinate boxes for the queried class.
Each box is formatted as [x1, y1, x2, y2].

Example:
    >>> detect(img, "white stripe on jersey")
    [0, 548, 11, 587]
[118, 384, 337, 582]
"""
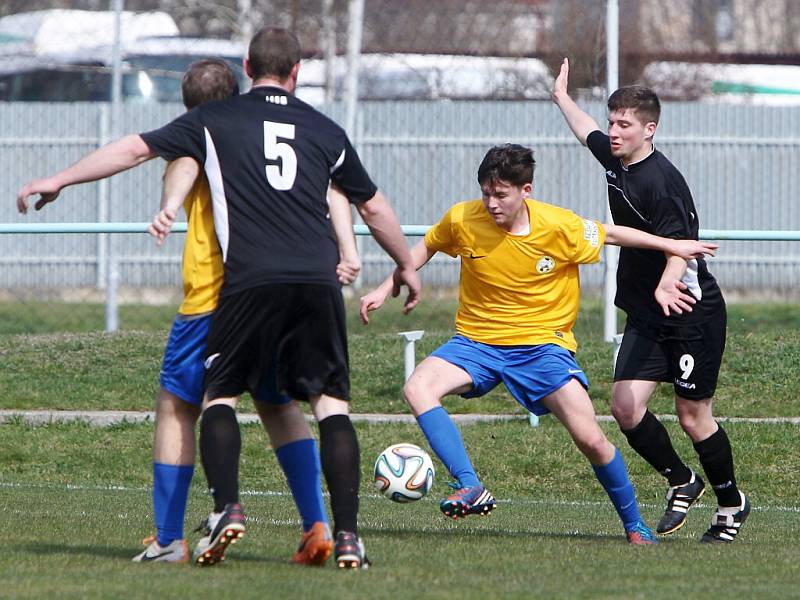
[607, 182, 650, 225]
[682, 258, 702, 301]
[330, 148, 345, 174]
[204, 128, 230, 262]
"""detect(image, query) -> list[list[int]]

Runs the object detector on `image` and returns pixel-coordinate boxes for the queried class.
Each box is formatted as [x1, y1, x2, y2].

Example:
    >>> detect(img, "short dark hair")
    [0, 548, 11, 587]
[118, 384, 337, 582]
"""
[248, 27, 302, 80]
[477, 144, 536, 188]
[181, 59, 239, 110]
[608, 85, 661, 125]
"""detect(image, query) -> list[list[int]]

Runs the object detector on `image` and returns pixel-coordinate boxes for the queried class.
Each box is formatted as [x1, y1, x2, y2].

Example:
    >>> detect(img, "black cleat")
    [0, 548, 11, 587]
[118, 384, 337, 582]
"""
[657, 472, 705, 535]
[701, 492, 750, 544]
[334, 531, 370, 570]
[192, 502, 246, 566]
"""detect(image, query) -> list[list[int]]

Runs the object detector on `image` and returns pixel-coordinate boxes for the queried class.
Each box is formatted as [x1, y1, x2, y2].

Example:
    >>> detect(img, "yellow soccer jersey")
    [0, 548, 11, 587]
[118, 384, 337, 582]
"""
[178, 175, 224, 315]
[424, 198, 605, 350]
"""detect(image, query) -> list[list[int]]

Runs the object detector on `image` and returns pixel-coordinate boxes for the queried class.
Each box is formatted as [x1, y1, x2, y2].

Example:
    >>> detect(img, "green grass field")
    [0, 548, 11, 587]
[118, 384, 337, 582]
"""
[1, 297, 799, 416]
[1, 298, 799, 598]
[1, 419, 798, 599]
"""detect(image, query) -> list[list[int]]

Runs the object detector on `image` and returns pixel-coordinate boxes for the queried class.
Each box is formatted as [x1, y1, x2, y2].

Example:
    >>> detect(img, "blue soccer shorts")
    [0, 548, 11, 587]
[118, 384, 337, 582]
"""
[430, 335, 590, 416]
[160, 312, 290, 406]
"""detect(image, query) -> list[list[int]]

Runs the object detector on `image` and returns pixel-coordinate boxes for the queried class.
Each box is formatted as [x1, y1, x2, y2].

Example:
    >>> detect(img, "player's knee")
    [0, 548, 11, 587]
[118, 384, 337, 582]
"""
[156, 389, 200, 423]
[575, 431, 610, 463]
[402, 378, 421, 408]
[677, 412, 704, 438]
[402, 376, 436, 413]
[610, 400, 636, 430]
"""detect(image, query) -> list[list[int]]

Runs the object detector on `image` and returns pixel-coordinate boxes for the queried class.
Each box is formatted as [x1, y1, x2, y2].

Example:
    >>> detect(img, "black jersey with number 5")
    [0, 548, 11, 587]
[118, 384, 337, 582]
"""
[586, 130, 724, 325]
[141, 86, 377, 296]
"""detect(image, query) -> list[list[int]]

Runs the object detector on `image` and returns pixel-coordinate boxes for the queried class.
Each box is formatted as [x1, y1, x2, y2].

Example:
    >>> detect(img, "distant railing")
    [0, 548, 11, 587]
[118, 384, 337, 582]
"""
[5, 223, 800, 241]
[2, 223, 799, 332]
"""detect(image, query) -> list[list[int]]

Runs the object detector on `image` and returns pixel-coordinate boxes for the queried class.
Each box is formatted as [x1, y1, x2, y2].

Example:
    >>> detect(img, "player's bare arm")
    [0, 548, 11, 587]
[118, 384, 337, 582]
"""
[17, 134, 155, 214]
[149, 157, 200, 245]
[356, 190, 422, 313]
[602, 223, 718, 259]
[551, 58, 602, 146]
[359, 239, 435, 325]
[328, 183, 362, 285]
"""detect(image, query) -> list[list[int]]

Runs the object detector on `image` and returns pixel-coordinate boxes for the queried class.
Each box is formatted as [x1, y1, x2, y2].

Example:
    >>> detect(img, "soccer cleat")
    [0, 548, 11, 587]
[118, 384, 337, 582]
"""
[439, 482, 496, 520]
[334, 531, 370, 570]
[132, 535, 189, 563]
[701, 491, 750, 544]
[192, 502, 246, 566]
[656, 471, 706, 534]
[625, 521, 658, 546]
[292, 521, 333, 567]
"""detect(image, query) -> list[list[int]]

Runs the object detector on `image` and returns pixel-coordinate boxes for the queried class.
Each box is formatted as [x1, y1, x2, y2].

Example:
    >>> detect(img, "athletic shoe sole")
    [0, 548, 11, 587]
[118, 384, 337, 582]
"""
[195, 524, 245, 566]
[440, 500, 495, 519]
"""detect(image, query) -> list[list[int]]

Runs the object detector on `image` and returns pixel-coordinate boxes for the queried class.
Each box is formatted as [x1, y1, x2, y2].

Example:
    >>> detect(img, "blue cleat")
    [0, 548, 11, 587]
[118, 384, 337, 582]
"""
[626, 521, 658, 545]
[440, 482, 496, 519]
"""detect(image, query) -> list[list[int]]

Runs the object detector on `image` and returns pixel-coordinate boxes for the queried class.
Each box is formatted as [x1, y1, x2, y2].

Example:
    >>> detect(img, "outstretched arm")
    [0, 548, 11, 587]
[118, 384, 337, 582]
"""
[551, 58, 601, 146]
[603, 223, 716, 316]
[602, 223, 718, 260]
[148, 157, 200, 245]
[356, 190, 421, 314]
[359, 238, 435, 324]
[328, 184, 361, 285]
[17, 134, 155, 214]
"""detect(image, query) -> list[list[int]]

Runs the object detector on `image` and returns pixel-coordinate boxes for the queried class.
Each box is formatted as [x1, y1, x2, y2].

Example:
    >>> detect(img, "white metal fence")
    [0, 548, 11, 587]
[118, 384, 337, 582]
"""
[2, 100, 800, 294]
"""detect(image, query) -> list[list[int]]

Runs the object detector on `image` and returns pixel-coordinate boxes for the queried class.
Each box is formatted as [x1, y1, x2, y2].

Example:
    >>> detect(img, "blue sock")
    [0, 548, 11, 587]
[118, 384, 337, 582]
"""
[592, 449, 643, 531]
[416, 406, 480, 488]
[153, 463, 194, 546]
[275, 438, 328, 532]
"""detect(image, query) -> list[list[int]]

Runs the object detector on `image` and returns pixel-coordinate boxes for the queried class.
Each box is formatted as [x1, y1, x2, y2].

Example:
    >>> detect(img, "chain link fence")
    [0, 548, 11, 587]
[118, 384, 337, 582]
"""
[2, 1, 800, 333]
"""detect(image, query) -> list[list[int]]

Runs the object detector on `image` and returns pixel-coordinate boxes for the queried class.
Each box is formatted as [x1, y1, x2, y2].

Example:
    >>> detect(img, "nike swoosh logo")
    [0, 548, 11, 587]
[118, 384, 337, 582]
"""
[141, 550, 175, 561]
[469, 253, 487, 259]
[204, 353, 220, 369]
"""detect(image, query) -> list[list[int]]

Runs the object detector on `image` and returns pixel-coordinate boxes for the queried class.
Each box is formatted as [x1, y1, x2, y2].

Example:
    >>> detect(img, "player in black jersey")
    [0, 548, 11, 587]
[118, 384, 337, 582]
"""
[552, 58, 749, 543]
[17, 27, 421, 567]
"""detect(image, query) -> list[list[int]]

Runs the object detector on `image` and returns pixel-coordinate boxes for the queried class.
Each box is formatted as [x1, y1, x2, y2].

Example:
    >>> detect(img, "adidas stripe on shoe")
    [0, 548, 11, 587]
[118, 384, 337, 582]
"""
[439, 483, 496, 520]
[657, 471, 705, 535]
[701, 491, 750, 544]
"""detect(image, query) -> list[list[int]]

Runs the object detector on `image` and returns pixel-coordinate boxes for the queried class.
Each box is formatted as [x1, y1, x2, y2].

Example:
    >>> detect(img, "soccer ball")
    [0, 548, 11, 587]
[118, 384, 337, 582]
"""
[373, 443, 435, 503]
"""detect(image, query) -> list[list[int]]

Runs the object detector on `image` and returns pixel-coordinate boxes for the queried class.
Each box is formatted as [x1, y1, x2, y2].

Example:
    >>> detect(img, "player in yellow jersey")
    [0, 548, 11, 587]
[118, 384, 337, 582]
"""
[360, 144, 718, 545]
[134, 59, 358, 566]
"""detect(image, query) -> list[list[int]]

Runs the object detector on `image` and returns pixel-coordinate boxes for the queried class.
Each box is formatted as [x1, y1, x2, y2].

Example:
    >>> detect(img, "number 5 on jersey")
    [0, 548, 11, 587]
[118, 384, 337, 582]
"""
[264, 121, 297, 190]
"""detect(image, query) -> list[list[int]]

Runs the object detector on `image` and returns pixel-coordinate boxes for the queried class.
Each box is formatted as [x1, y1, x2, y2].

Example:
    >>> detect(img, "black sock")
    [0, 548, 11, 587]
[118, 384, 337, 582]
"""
[694, 424, 740, 507]
[318, 414, 360, 535]
[200, 404, 241, 512]
[621, 410, 692, 486]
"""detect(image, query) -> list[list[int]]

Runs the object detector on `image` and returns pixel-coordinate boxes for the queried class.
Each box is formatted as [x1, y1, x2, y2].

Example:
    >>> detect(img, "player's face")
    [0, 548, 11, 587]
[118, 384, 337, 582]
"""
[480, 179, 531, 230]
[607, 108, 656, 164]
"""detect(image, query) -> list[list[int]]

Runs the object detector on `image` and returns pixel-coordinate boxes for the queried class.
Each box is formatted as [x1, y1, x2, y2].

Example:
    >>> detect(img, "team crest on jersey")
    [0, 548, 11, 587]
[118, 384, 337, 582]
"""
[535, 255, 556, 273]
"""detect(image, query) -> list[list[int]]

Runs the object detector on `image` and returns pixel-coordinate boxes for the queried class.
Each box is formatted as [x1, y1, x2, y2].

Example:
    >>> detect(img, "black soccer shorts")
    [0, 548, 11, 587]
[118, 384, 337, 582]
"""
[203, 283, 349, 402]
[613, 307, 727, 400]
